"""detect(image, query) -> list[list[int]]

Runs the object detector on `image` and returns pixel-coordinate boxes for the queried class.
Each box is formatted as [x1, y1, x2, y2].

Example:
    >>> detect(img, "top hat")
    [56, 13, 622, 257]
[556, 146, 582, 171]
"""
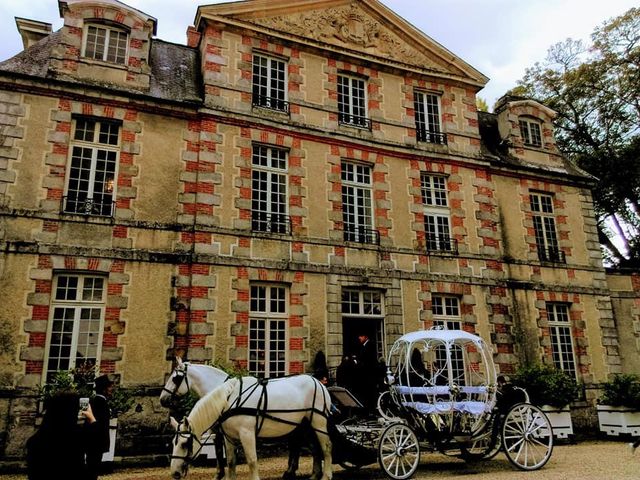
[94, 374, 114, 391]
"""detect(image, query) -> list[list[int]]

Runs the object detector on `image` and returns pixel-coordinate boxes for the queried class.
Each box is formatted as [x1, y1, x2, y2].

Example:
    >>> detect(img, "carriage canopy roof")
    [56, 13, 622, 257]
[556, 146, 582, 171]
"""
[396, 329, 489, 347]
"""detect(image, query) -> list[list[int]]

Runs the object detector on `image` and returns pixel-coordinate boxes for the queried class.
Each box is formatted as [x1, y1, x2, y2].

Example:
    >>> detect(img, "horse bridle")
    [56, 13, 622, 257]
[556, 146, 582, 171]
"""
[163, 363, 190, 400]
[170, 423, 203, 463]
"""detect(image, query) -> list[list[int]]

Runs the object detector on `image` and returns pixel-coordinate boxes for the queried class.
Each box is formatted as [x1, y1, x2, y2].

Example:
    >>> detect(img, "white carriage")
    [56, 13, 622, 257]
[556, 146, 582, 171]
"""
[375, 329, 554, 479]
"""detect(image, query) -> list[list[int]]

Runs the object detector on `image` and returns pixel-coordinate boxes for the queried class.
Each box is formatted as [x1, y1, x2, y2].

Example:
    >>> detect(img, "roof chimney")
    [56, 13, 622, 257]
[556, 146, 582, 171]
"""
[15, 17, 52, 50]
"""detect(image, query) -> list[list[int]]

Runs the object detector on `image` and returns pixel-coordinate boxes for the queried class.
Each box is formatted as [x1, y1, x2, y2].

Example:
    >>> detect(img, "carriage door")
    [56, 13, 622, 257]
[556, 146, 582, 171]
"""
[341, 289, 385, 359]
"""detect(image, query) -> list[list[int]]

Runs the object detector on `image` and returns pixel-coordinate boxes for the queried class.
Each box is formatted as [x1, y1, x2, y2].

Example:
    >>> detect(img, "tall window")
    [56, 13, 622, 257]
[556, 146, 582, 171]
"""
[63, 118, 119, 216]
[249, 284, 288, 378]
[342, 289, 384, 358]
[415, 91, 445, 144]
[432, 295, 464, 383]
[252, 54, 288, 112]
[338, 74, 369, 128]
[421, 174, 455, 253]
[530, 193, 564, 262]
[44, 274, 106, 381]
[252, 145, 289, 234]
[519, 118, 542, 147]
[83, 24, 128, 64]
[341, 162, 377, 244]
[547, 303, 577, 379]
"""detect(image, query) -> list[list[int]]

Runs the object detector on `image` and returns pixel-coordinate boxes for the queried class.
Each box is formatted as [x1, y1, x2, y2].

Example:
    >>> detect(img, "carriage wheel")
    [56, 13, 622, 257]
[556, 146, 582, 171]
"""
[460, 418, 501, 461]
[501, 403, 553, 470]
[378, 423, 420, 480]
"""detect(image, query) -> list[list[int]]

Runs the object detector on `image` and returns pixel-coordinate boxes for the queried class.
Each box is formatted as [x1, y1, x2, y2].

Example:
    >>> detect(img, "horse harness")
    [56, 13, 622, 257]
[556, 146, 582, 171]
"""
[170, 375, 331, 466]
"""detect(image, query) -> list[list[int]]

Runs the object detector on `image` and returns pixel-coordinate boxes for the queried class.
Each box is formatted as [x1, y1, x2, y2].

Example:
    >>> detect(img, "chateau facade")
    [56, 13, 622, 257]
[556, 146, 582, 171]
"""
[0, 0, 638, 460]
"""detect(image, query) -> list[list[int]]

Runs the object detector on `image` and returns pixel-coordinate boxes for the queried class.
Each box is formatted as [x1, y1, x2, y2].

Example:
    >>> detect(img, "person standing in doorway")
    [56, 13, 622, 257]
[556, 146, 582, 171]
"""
[84, 374, 114, 480]
[355, 333, 378, 409]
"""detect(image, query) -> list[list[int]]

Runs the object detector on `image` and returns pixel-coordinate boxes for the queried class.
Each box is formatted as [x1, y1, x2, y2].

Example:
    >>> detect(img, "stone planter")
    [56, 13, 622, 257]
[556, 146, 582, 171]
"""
[102, 418, 118, 462]
[541, 405, 573, 439]
[597, 405, 640, 436]
[199, 431, 218, 459]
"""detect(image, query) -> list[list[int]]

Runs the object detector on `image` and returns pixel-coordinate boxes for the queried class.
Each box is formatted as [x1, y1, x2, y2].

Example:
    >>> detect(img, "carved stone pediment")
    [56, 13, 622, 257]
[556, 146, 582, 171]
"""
[249, 3, 448, 72]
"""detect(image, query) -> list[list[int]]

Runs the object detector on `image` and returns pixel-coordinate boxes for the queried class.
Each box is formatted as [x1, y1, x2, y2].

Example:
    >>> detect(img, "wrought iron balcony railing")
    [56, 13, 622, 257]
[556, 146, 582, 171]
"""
[252, 94, 289, 114]
[251, 212, 292, 235]
[343, 225, 380, 245]
[62, 196, 115, 217]
[537, 246, 566, 263]
[338, 113, 372, 130]
[425, 234, 458, 254]
[416, 128, 447, 145]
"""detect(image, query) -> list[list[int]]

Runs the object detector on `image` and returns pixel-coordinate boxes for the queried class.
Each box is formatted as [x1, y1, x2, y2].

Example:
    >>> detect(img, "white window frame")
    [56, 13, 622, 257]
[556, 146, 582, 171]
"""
[63, 117, 120, 217]
[519, 118, 543, 147]
[252, 53, 288, 112]
[43, 273, 107, 382]
[547, 303, 577, 379]
[251, 145, 289, 234]
[421, 174, 454, 252]
[82, 24, 129, 65]
[341, 161, 376, 244]
[530, 192, 562, 262]
[341, 289, 385, 357]
[432, 295, 465, 383]
[249, 284, 288, 378]
[337, 74, 369, 128]
[414, 91, 444, 144]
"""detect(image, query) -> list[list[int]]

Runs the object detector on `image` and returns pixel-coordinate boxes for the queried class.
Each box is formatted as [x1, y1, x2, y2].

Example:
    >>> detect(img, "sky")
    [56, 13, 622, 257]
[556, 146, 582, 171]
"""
[0, 0, 637, 107]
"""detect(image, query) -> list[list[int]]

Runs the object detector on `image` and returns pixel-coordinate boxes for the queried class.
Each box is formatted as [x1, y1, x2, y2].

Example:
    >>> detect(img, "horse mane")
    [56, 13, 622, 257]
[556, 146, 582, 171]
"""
[186, 378, 238, 437]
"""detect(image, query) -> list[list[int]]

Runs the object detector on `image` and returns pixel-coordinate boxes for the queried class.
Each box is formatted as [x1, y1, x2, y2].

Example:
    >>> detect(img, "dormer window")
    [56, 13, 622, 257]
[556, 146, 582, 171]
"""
[519, 118, 542, 147]
[83, 24, 128, 65]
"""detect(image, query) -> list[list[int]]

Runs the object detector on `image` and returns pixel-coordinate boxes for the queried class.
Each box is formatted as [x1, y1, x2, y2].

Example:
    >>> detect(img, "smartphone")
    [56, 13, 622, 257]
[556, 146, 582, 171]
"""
[79, 397, 90, 418]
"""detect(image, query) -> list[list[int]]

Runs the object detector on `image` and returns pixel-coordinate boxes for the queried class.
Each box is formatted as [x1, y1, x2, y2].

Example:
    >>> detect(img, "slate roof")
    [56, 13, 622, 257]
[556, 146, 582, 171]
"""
[478, 111, 594, 182]
[0, 31, 202, 104]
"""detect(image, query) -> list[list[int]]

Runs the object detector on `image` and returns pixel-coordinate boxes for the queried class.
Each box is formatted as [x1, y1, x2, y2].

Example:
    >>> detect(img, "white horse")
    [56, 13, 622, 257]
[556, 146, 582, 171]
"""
[169, 376, 333, 480]
[160, 358, 229, 406]
[160, 358, 325, 479]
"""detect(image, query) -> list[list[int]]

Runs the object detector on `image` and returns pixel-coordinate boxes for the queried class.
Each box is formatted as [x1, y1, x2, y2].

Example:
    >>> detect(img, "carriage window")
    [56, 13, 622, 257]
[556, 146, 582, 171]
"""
[421, 174, 456, 253]
[63, 117, 120, 217]
[432, 295, 464, 383]
[249, 284, 288, 378]
[44, 274, 106, 382]
[251, 145, 289, 234]
[547, 303, 577, 379]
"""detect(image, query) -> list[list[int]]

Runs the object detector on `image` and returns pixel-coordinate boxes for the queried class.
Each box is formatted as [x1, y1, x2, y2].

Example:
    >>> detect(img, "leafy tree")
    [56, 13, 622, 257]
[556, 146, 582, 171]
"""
[476, 97, 489, 112]
[514, 7, 640, 267]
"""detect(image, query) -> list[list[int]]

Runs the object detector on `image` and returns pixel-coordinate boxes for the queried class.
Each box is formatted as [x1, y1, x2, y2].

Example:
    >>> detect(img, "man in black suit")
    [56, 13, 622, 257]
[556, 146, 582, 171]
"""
[355, 334, 379, 409]
[85, 374, 114, 480]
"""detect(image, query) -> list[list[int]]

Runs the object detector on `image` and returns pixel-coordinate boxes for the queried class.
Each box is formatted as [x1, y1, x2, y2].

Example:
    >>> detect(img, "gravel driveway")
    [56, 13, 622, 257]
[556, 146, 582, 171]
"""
[1, 440, 636, 479]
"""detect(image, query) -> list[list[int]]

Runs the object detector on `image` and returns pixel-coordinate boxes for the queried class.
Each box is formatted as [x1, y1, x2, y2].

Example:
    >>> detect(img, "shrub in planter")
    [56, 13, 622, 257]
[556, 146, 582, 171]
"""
[597, 374, 640, 436]
[599, 374, 640, 409]
[513, 364, 579, 440]
[513, 364, 580, 408]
